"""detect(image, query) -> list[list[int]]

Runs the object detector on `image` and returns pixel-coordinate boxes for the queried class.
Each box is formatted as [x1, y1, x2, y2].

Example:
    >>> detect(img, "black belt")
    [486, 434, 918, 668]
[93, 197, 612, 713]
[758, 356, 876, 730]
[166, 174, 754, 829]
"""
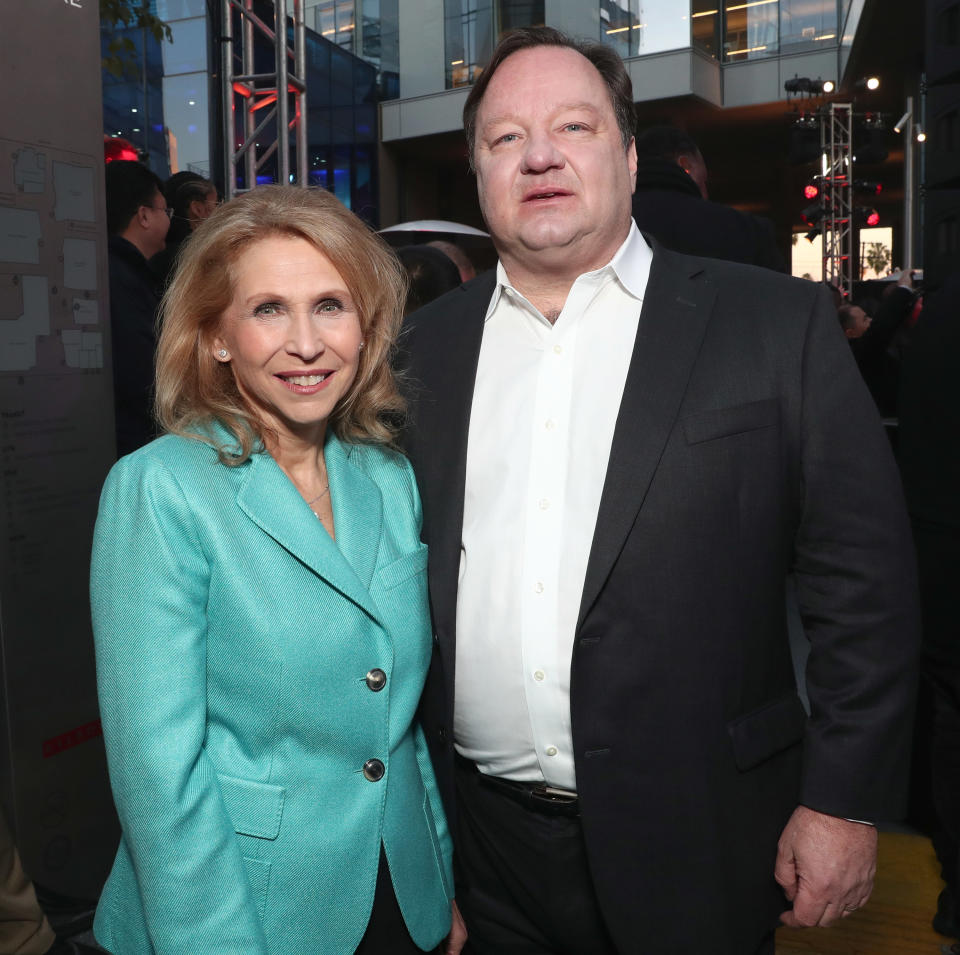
[456, 753, 580, 817]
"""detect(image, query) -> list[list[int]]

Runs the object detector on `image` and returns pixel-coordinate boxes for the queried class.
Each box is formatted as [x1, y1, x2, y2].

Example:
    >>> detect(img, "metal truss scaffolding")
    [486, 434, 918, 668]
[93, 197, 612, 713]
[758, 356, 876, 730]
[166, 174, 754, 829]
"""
[819, 103, 853, 296]
[220, 0, 307, 198]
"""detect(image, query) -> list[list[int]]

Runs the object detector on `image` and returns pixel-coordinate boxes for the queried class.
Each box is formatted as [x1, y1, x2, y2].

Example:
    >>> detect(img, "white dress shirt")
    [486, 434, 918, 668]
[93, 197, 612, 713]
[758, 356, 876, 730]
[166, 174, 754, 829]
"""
[454, 223, 653, 790]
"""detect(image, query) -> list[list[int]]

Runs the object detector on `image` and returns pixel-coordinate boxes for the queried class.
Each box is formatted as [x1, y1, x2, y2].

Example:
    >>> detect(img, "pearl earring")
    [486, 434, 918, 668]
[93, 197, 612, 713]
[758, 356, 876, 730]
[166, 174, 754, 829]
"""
[358, 341, 365, 352]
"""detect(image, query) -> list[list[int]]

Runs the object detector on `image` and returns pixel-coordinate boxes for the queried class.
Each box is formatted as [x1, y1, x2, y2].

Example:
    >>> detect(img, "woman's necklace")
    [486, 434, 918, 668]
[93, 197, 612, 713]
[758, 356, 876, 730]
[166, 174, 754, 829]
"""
[305, 484, 330, 517]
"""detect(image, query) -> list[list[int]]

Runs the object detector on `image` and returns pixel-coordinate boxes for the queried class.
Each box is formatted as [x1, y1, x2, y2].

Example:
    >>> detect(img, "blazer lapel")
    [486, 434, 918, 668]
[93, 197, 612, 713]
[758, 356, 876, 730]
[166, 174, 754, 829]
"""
[326, 436, 383, 593]
[577, 245, 716, 630]
[236, 439, 382, 623]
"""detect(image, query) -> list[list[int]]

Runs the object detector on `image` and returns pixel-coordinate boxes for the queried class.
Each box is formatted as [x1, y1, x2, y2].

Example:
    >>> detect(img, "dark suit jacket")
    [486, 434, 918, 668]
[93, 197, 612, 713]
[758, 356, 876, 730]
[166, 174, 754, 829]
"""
[632, 159, 786, 271]
[401, 243, 918, 953]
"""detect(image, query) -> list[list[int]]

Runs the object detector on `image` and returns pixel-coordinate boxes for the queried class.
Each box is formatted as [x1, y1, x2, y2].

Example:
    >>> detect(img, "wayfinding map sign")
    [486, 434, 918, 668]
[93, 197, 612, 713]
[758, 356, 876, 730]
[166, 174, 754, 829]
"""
[0, 0, 119, 898]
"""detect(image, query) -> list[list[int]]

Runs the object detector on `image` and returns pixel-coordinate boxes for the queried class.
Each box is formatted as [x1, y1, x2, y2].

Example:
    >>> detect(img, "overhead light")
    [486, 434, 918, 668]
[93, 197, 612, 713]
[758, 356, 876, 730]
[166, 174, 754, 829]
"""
[855, 76, 880, 92]
[822, 80, 835, 93]
[916, 128, 927, 142]
[893, 110, 911, 133]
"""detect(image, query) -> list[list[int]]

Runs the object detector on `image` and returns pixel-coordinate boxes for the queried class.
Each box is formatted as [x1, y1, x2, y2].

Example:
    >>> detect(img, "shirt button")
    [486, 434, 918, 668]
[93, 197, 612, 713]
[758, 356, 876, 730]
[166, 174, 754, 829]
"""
[553, 344, 563, 355]
[533, 669, 545, 682]
[362, 758, 385, 782]
[545, 746, 558, 757]
[544, 419, 555, 431]
[538, 498, 550, 510]
[534, 581, 544, 594]
[365, 668, 387, 691]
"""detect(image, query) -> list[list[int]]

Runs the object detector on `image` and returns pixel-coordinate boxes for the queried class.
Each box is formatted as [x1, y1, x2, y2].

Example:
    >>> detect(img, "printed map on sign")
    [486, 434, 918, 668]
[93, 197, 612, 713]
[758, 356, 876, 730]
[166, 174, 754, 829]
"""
[0, 139, 104, 372]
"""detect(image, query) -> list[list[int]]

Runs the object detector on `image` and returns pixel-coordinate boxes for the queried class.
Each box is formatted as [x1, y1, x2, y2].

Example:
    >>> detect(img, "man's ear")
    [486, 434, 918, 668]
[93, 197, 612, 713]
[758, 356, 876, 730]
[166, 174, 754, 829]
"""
[676, 153, 694, 176]
[627, 136, 638, 192]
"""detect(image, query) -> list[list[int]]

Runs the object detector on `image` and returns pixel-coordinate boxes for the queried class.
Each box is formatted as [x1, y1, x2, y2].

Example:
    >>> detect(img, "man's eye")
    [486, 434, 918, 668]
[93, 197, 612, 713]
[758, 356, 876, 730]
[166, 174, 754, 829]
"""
[495, 133, 518, 145]
[564, 123, 585, 132]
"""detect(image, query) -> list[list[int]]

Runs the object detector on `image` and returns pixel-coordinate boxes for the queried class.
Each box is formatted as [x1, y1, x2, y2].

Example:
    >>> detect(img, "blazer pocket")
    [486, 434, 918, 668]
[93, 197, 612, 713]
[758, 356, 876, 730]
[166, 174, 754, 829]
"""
[378, 544, 429, 591]
[217, 773, 286, 840]
[726, 692, 807, 772]
[683, 398, 780, 445]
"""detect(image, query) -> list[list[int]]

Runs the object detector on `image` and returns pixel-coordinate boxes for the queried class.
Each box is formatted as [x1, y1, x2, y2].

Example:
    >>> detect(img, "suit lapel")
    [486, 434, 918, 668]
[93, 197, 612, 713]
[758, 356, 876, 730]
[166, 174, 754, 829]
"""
[237, 436, 382, 623]
[415, 275, 493, 644]
[577, 246, 716, 630]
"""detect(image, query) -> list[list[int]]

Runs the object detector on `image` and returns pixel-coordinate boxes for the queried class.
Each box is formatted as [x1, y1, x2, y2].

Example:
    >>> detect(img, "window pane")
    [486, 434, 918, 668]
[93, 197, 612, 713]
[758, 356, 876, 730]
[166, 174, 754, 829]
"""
[692, 0, 720, 58]
[724, 0, 779, 60]
[780, 0, 838, 52]
[601, 0, 691, 57]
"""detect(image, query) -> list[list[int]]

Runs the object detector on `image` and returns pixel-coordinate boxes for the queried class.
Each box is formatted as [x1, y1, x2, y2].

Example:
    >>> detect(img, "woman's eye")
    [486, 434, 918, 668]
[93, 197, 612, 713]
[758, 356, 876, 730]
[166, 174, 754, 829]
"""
[254, 302, 280, 316]
[318, 299, 344, 313]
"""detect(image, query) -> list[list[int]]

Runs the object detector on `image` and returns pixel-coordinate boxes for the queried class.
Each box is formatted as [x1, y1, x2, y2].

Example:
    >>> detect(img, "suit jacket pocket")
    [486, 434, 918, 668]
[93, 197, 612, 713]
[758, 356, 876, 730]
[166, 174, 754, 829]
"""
[217, 773, 286, 839]
[727, 692, 807, 771]
[683, 398, 780, 445]
[378, 544, 429, 591]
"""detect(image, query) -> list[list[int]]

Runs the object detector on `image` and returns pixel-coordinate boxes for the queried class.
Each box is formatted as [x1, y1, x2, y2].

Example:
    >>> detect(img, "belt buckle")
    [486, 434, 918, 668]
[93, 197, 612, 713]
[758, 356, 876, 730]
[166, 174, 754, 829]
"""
[531, 784, 578, 804]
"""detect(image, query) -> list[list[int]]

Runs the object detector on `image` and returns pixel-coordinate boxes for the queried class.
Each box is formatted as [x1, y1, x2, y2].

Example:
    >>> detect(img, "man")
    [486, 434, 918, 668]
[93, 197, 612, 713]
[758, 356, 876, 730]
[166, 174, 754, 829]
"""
[897, 274, 960, 950]
[402, 26, 918, 955]
[105, 160, 169, 456]
[631, 125, 785, 270]
[840, 272, 916, 416]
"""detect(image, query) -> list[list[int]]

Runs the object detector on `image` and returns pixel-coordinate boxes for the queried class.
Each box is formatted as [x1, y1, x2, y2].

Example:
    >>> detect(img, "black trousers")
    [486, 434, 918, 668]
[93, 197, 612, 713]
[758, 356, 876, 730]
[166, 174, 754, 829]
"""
[355, 845, 435, 954]
[453, 758, 776, 955]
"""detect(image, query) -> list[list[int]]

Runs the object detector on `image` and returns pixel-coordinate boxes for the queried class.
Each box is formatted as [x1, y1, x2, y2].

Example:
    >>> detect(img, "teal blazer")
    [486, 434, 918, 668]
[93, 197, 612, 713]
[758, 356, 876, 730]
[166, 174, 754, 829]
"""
[90, 430, 454, 954]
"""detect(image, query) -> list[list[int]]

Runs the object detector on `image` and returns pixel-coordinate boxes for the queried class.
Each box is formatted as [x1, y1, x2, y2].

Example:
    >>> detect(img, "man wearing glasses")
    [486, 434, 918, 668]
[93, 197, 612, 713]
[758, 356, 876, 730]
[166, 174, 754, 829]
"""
[105, 160, 170, 456]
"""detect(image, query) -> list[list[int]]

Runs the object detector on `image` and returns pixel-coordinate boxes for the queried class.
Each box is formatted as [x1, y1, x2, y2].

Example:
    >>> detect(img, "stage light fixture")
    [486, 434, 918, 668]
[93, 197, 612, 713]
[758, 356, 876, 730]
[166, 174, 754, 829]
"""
[855, 76, 881, 92]
[854, 179, 883, 195]
[916, 128, 927, 142]
[822, 80, 836, 93]
[801, 202, 824, 226]
[804, 183, 819, 199]
[894, 110, 911, 133]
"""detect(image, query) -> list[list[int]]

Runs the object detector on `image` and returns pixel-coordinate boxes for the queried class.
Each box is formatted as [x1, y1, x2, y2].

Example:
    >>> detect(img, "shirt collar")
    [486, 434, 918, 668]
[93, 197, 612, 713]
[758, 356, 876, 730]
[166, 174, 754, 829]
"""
[485, 221, 652, 322]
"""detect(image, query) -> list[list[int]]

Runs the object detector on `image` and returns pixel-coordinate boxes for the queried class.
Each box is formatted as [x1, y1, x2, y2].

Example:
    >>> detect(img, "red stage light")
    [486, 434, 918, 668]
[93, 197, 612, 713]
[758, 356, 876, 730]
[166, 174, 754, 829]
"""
[866, 211, 880, 226]
[804, 184, 819, 199]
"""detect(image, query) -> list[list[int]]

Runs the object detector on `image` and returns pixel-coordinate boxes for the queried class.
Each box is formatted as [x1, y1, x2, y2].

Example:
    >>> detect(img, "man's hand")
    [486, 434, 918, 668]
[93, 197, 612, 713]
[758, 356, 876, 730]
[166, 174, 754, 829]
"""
[775, 805, 878, 928]
[442, 898, 468, 954]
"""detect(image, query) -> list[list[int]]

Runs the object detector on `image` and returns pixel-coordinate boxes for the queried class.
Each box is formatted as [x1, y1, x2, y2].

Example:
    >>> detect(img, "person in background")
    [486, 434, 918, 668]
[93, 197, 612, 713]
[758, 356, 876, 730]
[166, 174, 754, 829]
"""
[426, 240, 477, 283]
[91, 186, 466, 955]
[150, 171, 219, 287]
[840, 270, 916, 416]
[105, 160, 169, 456]
[631, 125, 785, 270]
[0, 808, 98, 955]
[402, 26, 918, 955]
[396, 245, 463, 315]
[897, 274, 960, 952]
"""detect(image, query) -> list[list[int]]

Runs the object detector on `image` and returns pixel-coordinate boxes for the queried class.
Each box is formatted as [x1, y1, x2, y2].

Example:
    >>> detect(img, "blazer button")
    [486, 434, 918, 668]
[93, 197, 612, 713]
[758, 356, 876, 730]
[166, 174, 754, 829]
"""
[437, 727, 447, 741]
[365, 668, 387, 692]
[363, 758, 385, 782]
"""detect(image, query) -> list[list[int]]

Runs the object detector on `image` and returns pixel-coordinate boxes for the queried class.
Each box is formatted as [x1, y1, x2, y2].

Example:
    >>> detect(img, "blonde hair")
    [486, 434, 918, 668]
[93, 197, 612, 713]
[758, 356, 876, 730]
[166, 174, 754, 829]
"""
[154, 185, 407, 462]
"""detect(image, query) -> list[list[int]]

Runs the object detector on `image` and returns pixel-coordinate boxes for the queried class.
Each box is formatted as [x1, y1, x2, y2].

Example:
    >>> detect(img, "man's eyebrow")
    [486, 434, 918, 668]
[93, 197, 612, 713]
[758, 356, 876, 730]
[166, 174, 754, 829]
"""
[480, 101, 603, 131]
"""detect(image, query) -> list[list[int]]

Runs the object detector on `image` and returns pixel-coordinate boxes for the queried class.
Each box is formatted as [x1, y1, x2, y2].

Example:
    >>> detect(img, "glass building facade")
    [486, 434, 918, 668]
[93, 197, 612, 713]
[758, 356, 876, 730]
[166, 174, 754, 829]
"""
[596, 0, 839, 62]
[443, 1, 545, 88]
[102, 0, 385, 224]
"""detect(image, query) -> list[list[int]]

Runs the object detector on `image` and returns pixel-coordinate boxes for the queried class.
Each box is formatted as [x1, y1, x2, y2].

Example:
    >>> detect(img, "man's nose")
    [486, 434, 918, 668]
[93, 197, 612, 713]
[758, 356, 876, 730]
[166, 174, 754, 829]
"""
[521, 131, 564, 174]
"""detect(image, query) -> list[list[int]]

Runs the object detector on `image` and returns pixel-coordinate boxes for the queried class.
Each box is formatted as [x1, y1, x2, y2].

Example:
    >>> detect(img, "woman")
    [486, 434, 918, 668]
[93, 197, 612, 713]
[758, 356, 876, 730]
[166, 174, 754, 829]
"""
[90, 186, 466, 954]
